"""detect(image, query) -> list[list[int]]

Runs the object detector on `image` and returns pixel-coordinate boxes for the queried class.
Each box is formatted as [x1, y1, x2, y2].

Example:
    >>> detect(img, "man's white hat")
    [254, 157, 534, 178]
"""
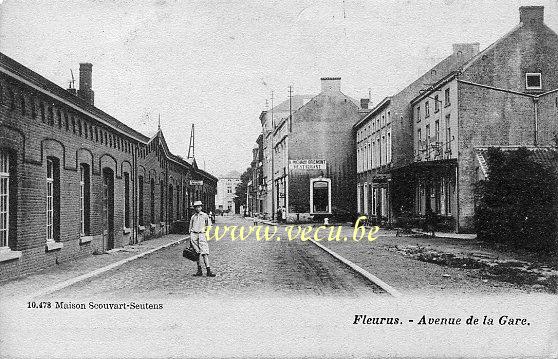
[193, 200, 203, 207]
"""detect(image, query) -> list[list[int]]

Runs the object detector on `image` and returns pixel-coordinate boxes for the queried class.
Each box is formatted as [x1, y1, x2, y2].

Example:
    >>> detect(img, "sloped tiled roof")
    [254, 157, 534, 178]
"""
[0, 52, 218, 182]
[270, 94, 315, 112]
[0, 52, 150, 142]
[475, 146, 558, 178]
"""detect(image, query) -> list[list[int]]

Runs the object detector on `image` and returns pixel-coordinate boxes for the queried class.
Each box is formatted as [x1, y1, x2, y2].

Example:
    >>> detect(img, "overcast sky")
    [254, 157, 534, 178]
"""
[1, 0, 557, 177]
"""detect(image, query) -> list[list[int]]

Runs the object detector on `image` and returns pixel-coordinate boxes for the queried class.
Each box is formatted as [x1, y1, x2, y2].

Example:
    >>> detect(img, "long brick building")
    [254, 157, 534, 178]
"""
[0, 53, 217, 281]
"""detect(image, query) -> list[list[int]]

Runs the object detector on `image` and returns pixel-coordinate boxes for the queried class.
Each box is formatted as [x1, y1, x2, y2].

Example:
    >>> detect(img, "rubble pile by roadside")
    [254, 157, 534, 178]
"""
[388, 244, 558, 293]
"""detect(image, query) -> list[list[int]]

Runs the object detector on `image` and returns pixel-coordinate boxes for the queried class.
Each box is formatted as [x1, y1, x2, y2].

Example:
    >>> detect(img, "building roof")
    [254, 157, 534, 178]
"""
[353, 96, 391, 129]
[410, 15, 558, 103]
[0, 52, 218, 182]
[270, 94, 315, 113]
[0, 52, 149, 143]
[220, 170, 241, 179]
[475, 146, 558, 178]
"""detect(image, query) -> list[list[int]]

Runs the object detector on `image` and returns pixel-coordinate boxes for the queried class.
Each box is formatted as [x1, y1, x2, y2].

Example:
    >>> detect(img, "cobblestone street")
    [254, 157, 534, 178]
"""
[50, 216, 384, 299]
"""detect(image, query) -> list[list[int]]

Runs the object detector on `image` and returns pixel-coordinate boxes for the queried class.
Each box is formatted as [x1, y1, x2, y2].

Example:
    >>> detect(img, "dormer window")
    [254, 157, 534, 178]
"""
[525, 73, 542, 90]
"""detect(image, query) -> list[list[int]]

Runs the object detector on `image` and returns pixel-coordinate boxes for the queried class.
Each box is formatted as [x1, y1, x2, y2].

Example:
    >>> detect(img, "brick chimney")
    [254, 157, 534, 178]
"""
[520, 6, 544, 26]
[321, 77, 341, 92]
[360, 98, 370, 109]
[452, 43, 480, 58]
[77, 63, 94, 105]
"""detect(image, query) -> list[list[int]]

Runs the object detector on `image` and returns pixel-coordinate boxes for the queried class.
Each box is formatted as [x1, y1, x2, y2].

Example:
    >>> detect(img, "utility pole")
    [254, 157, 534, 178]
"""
[287, 85, 293, 217]
[187, 124, 195, 159]
[270, 90, 275, 220]
[288, 85, 293, 132]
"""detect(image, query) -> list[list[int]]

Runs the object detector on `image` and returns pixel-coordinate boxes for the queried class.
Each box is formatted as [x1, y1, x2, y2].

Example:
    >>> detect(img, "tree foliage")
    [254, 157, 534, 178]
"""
[475, 147, 558, 252]
[233, 167, 253, 210]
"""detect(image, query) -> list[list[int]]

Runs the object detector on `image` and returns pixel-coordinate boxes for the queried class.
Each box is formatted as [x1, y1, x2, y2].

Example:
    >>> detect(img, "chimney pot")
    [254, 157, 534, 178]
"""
[320, 77, 341, 92]
[452, 43, 480, 57]
[520, 6, 544, 25]
[360, 98, 370, 109]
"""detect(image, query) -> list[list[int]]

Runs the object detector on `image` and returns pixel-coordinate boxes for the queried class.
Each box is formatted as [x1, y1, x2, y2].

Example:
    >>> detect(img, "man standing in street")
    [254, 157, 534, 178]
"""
[189, 200, 216, 277]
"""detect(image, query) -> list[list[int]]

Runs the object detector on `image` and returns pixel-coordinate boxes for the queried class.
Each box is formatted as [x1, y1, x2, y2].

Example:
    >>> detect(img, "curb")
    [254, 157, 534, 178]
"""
[308, 238, 402, 298]
[28, 236, 189, 299]
[258, 220, 401, 297]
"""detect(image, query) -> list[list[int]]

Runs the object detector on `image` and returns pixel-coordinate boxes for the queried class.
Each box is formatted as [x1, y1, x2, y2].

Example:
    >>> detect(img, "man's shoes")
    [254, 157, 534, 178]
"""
[206, 268, 216, 277]
[193, 267, 203, 276]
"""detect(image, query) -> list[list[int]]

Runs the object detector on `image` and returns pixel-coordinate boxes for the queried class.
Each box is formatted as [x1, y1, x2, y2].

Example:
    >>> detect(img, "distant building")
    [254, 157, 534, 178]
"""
[248, 135, 264, 216]
[259, 93, 316, 219]
[216, 170, 241, 213]
[355, 6, 558, 232]
[258, 77, 367, 222]
[355, 43, 480, 226]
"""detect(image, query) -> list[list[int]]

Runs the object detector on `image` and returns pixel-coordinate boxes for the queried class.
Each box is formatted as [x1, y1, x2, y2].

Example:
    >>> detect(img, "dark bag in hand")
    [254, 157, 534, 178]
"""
[183, 245, 199, 262]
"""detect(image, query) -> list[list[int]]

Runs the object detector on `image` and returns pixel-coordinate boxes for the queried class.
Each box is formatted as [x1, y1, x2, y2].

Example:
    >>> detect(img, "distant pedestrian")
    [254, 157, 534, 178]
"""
[189, 201, 216, 277]
[281, 206, 287, 223]
[425, 207, 437, 237]
[276, 207, 282, 223]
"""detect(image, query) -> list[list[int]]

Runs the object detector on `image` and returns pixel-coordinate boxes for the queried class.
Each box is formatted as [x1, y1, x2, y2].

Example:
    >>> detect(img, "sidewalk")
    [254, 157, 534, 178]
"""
[409, 229, 477, 240]
[0, 234, 188, 300]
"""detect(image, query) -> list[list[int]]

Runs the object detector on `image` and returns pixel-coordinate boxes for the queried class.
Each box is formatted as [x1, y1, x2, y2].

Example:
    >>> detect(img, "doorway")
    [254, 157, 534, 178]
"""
[103, 168, 115, 250]
[310, 178, 331, 214]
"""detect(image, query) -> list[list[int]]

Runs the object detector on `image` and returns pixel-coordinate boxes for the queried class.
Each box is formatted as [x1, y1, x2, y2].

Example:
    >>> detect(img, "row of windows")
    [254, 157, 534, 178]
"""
[416, 177, 454, 216]
[356, 110, 391, 142]
[356, 184, 388, 218]
[416, 114, 452, 160]
[416, 88, 451, 122]
[0, 81, 135, 155]
[0, 149, 206, 249]
[356, 129, 392, 173]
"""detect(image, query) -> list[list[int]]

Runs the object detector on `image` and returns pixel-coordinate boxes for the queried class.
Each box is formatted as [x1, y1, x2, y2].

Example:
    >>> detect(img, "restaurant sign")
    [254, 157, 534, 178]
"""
[289, 159, 327, 170]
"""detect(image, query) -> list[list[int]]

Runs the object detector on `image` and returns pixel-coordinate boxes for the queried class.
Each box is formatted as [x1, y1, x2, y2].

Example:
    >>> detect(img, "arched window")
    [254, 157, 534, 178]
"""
[138, 176, 144, 226]
[79, 164, 91, 236]
[40, 103, 46, 123]
[176, 185, 180, 220]
[150, 178, 155, 224]
[123, 172, 131, 228]
[31, 97, 36, 118]
[8, 89, 15, 110]
[0, 149, 14, 249]
[160, 180, 165, 222]
[46, 157, 60, 242]
[48, 106, 54, 126]
[168, 184, 173, 222]
[20, 96, 26, 116]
